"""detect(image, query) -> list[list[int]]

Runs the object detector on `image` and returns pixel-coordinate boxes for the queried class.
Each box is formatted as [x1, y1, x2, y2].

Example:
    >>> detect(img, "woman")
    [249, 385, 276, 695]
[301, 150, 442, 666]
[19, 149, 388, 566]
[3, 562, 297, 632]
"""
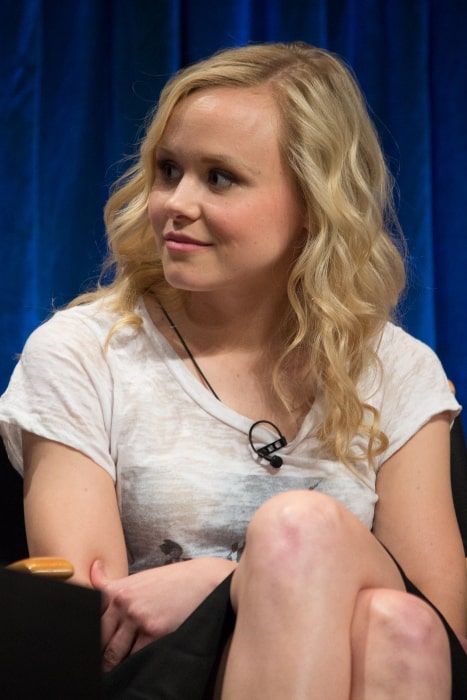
[1, 42, 465, 698]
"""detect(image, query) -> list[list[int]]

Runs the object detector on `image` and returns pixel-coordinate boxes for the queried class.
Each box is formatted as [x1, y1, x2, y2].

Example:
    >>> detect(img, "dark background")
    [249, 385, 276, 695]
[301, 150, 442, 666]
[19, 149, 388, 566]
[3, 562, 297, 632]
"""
[1, 0, 466, 404]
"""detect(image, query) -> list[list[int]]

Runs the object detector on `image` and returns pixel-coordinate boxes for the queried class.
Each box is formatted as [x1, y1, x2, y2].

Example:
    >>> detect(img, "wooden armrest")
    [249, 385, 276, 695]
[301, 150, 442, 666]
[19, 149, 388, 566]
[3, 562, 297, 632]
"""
[7, 557, 74, 579]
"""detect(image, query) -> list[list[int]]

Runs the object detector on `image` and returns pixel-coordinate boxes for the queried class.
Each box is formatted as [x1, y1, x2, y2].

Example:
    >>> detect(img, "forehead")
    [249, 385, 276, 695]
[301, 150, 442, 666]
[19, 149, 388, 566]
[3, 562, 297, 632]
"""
[160, 86, 282, 148]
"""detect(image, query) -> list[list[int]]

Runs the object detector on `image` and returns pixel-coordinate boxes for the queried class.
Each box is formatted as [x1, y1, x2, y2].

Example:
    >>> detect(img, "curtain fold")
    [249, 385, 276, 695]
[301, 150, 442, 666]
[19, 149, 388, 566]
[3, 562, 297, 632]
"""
[1, 0, 466, 401]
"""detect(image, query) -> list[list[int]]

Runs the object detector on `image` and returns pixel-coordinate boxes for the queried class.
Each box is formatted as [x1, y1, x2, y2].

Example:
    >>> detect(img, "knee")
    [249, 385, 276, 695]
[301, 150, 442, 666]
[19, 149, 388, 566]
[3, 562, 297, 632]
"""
[242, 490, 346, 575]
[355, 588, 450, 665]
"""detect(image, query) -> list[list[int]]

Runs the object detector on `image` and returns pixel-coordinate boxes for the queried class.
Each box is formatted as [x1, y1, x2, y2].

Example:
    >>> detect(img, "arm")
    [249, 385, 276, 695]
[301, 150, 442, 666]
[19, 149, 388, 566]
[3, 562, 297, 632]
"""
[23, 431, 236, 669]
[22, 431, 128, 586]
[374, 413, 467, 637]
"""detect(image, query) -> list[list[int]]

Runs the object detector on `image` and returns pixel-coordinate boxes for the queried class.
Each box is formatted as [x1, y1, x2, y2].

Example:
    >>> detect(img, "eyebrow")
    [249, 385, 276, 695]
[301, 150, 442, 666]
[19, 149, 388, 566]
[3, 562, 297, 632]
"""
[155, 145, 261, 176]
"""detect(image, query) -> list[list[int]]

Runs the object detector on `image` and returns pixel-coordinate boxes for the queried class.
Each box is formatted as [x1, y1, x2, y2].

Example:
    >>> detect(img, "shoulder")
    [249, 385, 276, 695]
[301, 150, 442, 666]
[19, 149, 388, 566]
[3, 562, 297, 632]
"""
[377, 322, 440, 361]
[364, 323, 460, 466]
[21, 295, 150, 363]
[10, 295, 150, 405]
[25, 297, 122, 348]
[0, 296, 142, 478]
[371, 322, 454, 394]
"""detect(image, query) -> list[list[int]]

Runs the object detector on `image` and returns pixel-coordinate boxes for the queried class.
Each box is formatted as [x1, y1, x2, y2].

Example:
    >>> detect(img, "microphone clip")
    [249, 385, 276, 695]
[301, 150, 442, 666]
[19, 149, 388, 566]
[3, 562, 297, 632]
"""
[248, 420, 287, 468]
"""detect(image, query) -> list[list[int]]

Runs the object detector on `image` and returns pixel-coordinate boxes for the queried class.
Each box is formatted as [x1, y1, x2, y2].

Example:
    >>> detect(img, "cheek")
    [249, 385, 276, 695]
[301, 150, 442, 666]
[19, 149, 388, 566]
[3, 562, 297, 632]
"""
[270, 190, 306, 240]
[254, 193, 303, 239]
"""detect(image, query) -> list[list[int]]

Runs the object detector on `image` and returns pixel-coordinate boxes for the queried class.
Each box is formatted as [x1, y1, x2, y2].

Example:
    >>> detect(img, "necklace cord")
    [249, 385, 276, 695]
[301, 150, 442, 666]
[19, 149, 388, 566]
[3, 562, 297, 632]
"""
[158, 302, 287, 466]
[159, 304, 221, 401]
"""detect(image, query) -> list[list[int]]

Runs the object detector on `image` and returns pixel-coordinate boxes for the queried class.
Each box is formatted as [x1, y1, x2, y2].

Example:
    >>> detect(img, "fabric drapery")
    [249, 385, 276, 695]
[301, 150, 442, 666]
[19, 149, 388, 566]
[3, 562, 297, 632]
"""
[1, 0, 466, 402]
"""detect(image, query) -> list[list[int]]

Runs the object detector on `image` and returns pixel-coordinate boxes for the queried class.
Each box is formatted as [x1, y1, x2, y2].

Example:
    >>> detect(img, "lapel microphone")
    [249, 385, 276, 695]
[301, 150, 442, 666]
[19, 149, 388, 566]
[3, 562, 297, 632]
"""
[248, 420, 287, 468]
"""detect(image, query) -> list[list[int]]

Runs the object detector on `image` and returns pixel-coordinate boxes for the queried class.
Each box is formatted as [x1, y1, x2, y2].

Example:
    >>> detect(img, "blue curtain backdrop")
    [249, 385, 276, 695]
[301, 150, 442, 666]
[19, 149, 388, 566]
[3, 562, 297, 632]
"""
[1, 0, 466, 403]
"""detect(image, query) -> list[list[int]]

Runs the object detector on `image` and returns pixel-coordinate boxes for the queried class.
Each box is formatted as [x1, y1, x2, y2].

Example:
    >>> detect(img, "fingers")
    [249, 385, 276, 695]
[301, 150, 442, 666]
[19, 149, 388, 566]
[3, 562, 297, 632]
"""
[90, 559, 112, 613]
[102, 629, 157, 671]
[90, 559, 107, 590]
[89, 561, 149, 671]
[90, 559, 120, 650]
[102, 623, 137, 672]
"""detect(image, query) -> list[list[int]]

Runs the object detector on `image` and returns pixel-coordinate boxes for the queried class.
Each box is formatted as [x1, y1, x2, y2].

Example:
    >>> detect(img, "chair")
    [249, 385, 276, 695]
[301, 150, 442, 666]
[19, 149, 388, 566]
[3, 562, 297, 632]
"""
[0, 440, 101, 698]
[451, 413, 467, 556]
[0, 438, 27, 566]
[0, 565, 101, 699]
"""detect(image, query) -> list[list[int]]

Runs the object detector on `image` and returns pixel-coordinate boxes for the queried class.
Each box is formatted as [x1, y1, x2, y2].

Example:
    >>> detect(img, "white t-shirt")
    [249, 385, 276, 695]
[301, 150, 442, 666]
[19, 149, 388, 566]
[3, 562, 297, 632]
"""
[0, 297, 460, 573]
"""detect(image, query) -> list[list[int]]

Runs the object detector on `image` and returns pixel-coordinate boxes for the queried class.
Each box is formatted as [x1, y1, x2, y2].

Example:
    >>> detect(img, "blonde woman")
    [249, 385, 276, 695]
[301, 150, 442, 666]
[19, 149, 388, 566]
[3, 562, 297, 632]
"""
[1, 43, 465, 698]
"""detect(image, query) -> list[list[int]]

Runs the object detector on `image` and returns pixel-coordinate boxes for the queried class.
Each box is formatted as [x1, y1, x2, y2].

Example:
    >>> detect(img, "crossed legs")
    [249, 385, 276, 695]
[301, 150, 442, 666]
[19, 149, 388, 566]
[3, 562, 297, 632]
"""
[219, 490, 451, 699]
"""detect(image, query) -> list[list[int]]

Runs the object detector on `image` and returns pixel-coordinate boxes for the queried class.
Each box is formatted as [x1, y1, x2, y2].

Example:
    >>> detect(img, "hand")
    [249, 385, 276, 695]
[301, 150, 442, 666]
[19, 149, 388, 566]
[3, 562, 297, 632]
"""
[90, 557, 235, 671]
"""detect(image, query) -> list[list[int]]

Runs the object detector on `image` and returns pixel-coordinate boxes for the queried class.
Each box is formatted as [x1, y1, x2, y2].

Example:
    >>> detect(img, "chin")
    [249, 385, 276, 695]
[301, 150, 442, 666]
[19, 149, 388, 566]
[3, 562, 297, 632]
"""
[162, 272, 214, 293]
[161, 260, 231, 294]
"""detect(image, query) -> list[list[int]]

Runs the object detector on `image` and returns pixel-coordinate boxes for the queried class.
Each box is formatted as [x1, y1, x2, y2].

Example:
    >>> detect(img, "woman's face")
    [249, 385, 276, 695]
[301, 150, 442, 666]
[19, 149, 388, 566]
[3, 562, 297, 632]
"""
[148, 86, 306, 298]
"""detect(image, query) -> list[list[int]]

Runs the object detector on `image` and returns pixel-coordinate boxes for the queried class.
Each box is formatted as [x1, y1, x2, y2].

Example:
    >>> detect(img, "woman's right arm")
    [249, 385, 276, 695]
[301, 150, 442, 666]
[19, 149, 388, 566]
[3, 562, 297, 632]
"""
[22, 431, 129, 586]
[22, 430, 236, 669]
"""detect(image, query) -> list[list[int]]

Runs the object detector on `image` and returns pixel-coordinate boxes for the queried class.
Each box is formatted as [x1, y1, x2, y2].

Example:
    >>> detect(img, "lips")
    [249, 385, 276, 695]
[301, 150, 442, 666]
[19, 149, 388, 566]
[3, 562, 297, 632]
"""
[164, 232, 212, 251]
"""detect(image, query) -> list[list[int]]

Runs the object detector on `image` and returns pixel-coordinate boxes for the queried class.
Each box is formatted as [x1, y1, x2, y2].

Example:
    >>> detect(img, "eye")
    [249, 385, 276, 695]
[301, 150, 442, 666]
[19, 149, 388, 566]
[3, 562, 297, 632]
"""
[208, 169, 236, 189]
[155, 159, 181, 183]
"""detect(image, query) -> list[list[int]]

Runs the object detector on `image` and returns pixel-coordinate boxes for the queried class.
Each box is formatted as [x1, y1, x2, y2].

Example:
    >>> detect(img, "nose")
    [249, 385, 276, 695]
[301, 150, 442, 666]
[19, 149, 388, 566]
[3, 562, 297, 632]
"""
[164, 175, 201, 222]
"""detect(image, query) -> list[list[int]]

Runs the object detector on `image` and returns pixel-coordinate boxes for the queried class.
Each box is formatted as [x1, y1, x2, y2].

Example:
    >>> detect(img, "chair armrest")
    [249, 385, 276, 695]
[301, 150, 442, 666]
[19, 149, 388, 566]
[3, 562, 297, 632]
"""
[7, 556, 74, 579]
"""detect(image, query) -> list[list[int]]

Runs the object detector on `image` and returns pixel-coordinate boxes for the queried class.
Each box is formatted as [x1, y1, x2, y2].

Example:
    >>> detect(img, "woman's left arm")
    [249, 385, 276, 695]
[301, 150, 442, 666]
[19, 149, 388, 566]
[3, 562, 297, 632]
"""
[374, 412, 467, 638]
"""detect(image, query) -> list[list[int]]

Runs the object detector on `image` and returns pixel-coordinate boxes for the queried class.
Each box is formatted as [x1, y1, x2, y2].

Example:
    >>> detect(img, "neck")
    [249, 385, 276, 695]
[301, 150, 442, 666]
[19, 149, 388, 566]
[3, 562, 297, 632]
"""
[146, 288, 311, 434]
[178, 290, 291, 351]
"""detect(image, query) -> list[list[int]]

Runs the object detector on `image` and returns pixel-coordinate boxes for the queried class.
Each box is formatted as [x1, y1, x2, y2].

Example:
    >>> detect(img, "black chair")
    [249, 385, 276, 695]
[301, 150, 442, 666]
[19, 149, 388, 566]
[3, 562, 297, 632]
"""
[451, 415, 467, 556]
[0, 439, 102, 699]
[0, 566, 102, 699]
[0, 438, 27, 565]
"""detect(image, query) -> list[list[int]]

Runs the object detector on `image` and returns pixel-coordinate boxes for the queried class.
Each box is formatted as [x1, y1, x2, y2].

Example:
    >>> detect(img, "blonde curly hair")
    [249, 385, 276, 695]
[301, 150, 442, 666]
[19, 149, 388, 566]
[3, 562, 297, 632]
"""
[73, 42, 406, 469]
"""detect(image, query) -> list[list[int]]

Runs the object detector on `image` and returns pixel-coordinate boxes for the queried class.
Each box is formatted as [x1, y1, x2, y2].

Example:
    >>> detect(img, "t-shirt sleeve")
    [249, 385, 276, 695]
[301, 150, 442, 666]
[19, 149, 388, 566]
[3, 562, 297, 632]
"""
[373, 324, 461, 470]
[0, 310, 116, 480]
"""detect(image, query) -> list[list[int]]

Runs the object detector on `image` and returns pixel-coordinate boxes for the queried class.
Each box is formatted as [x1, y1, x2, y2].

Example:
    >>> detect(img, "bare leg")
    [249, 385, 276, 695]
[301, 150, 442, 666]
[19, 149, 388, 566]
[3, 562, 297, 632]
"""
[220, 490, 406, 699]
[350, 588, 451, 699]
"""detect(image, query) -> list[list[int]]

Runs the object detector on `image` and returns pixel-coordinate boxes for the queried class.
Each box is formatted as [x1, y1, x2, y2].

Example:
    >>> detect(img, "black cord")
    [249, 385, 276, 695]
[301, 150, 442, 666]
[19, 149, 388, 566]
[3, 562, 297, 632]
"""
[159, 304, 221, 401]
[158, 304, 286, 467]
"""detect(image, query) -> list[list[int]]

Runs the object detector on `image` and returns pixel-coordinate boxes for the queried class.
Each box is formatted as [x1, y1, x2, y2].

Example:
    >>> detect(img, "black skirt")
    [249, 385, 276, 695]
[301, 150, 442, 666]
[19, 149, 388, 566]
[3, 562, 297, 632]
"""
[102, 569, 467, 700]
[102, 573, 235, 700]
